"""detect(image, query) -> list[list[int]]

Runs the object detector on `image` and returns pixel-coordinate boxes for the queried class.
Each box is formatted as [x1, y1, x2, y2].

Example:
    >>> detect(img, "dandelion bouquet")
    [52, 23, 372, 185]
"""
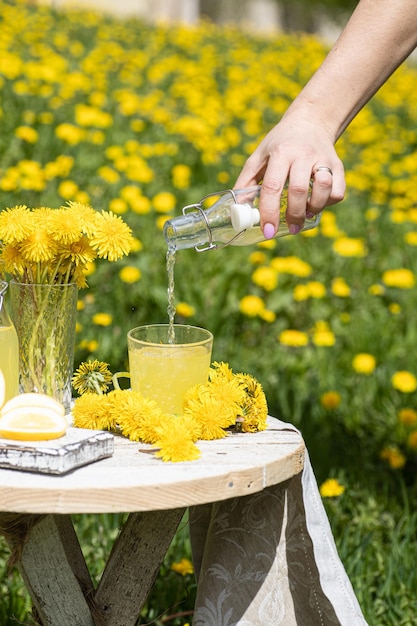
[0, 203, 133, 412]
[0, 202, 133, 285]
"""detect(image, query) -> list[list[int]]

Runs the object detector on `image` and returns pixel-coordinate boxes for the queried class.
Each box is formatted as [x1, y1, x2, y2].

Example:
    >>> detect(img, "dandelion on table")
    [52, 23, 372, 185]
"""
[72, 360, 113, 395]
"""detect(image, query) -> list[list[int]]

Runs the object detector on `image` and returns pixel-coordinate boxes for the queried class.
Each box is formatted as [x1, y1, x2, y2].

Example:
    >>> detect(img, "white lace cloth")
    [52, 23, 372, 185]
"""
[189, 418, 368, 626]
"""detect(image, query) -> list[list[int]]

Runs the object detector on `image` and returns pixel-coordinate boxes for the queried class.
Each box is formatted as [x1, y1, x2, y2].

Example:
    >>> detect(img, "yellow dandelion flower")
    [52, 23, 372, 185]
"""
[278, 329, 309, 347]
[92, 312, 113, 327]
[320, 391, 342, 410]
[58, 180, 79, 200]
[239, 294, 265, 317]
[320, 478, 345, 498]
[332, 237, 367, 258]
[15, 125, 39, 143]
[89, 211, 133, 261]
[64, 202, 98, 232]
[0, 243, 26, 276]
[404, 231, 417, 246]
[171, 558, 194, 576]
[407, 430, 417, 450]
[398, 408, 417, 427]
[270, 256, 312, 277]
[153, 191, 176, 213]
[154, 417, 201, 462]
[184, 393, 235, 440]
[112, 390, 163, 442]
[251, 266, 278, 291]
[380, 446, 406, 469]
[260, 309, 276, 323]
[293, 284, 310, 301]
[46, 207, 84, 244]
[389, 303, 401, 314]
[98, 166, 120, 184]
[131, 195, 152, 215]
[331, 277, 351, 297]
[369, 284, 385, 296]
[72, 360, 113, 395]
[20, 229, 57, 263]
[382, 268, 416, 289]
[208, 361, 235, 383]
[391, 370, 417, 393]
[235, 373, 268, 432]
[352, 353, 376, 375]
[72, 393, 112, 430]
[209, 376, 246, 409]
[312, 327, 336, 347]
[178, 413, 202, 442]
[0, 205, 33, 243]
[176, 301, 195, 318]
[55, 123, 85, 145]
[172, 164, 191, 189]
[71, 265, 89, 289]
[249, 251, 267, 265]
[119, 266, 142, 284]
[130, 238, 143, 253]
[59, 236, 96, 266]
[307, 281, 326, 298]
[109, 198, 128, 214]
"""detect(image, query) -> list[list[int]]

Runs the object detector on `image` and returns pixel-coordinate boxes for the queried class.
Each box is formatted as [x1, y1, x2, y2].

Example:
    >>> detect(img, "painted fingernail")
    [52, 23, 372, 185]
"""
[263, 223, 276, 239]
[306, 211, 315, 219]
[289, 224, 301, 235]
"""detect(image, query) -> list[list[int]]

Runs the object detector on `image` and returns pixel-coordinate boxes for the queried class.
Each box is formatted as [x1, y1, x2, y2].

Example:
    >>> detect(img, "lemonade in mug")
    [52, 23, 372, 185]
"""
[127, 324, 213, 414]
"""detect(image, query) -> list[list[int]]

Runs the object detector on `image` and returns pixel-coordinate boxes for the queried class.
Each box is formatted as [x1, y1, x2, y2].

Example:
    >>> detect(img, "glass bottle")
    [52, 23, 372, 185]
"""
[163, 185, 320, 252]
[0, 281, 19, 409]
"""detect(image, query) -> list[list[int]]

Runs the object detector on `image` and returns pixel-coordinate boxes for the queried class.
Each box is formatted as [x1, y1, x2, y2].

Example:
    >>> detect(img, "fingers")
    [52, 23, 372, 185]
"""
[234, 153, 266, 191]
[234, 130, 346, 239]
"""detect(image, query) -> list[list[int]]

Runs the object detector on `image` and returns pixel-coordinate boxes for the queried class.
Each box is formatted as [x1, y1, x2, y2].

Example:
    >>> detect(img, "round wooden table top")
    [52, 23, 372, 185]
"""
[0, 417, 304, 514]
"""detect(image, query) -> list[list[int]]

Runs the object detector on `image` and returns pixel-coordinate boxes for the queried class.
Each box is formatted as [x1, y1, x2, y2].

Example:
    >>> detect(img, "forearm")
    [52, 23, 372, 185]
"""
[284, 0, 417, 140]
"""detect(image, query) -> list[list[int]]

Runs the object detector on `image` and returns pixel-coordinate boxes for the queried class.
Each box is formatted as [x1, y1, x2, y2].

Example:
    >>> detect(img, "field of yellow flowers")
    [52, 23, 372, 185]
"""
[1, 1, 417, 624]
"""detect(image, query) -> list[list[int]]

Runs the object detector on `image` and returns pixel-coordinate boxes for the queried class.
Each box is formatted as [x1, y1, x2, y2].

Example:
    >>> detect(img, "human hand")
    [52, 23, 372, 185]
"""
[234, 118, 346, 238]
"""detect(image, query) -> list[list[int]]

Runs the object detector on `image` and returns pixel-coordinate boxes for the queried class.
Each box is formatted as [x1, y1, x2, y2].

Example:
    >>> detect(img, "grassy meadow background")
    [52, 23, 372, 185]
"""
[1, 0, 417, 623]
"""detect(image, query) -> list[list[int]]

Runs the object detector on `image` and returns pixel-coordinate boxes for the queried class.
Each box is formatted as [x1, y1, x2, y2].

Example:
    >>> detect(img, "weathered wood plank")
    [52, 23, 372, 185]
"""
[94, 509, 186, 626]
[16, 515, 96, 626]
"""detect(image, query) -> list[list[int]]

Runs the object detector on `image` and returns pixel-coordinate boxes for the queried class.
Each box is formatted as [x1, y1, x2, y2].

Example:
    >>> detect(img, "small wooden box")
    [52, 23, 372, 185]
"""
[0, 428, 114, 475]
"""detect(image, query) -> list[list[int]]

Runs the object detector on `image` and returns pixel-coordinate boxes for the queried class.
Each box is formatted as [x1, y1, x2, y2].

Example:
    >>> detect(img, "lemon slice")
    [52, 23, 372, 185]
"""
[0, 406, 68, 441]
[1, 393, 65, 418]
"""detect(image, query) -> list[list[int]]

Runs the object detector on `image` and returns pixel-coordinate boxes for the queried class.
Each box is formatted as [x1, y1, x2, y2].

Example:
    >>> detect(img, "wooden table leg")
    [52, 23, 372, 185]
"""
[2, 508, 185, 626]
[94, 508, 186, 626]
[16, 514, 96, 626]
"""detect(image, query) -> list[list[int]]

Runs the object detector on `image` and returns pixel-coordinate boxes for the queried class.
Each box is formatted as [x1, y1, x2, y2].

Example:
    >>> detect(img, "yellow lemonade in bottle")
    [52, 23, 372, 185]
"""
[0, 324, 19, 408]
[129, 344, 211, 414]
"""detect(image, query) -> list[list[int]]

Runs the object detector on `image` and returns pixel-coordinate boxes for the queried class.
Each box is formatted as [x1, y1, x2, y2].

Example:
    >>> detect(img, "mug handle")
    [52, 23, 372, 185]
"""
[112, 372, 131, 391]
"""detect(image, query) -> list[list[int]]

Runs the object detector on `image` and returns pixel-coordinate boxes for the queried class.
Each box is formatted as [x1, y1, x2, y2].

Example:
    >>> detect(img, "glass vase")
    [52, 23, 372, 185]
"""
[9, 281, 78, 414]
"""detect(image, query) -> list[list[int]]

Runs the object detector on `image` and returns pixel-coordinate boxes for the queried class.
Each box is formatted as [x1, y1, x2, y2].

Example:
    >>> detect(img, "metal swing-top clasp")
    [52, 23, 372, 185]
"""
[181, 189, 251, 252]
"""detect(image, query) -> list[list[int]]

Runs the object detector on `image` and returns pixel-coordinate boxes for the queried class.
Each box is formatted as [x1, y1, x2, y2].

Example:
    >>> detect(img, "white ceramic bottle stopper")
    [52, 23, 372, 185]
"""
[230, 203, 261, 232]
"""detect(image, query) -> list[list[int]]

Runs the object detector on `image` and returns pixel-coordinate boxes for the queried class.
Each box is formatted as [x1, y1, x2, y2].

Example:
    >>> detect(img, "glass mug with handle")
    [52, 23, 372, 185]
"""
[114, 324, 213, 415]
